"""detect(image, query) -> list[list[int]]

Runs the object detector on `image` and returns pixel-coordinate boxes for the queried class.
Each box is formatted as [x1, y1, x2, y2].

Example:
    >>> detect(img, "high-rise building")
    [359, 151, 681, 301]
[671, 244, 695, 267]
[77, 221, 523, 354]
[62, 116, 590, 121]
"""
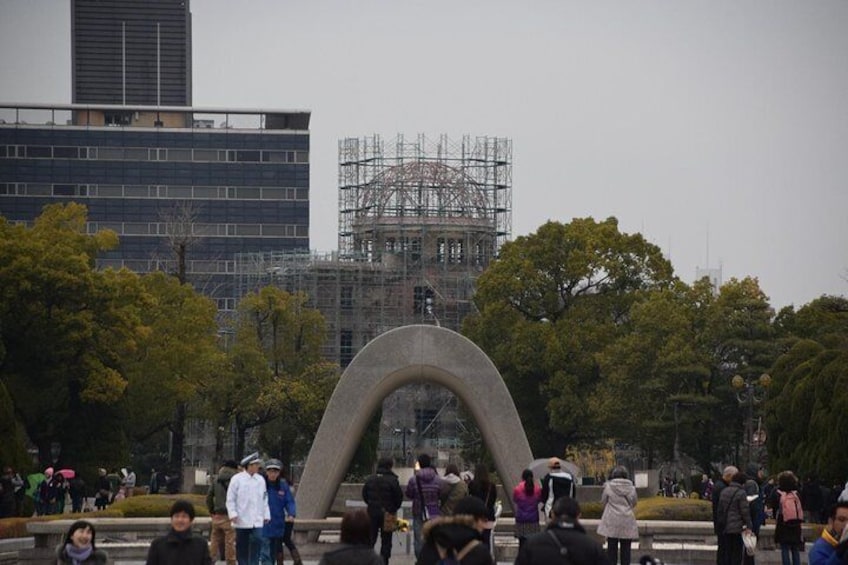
[0, 103, 311, 310]
[72, 0, 192, 106]
[2, 1, 310, 311]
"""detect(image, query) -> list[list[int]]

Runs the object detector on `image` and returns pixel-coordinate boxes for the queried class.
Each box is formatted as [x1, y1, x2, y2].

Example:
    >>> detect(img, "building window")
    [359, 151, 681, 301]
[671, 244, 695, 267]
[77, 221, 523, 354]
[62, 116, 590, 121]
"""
[104, 111, 132, 125]
[341, 287, 353, 309]
[340, 330, 353, 367]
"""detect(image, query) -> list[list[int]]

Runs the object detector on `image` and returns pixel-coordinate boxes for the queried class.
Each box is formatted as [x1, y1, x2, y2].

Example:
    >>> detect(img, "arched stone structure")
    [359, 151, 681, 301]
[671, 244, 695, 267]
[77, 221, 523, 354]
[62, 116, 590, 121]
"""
[296, 324, 533, 519]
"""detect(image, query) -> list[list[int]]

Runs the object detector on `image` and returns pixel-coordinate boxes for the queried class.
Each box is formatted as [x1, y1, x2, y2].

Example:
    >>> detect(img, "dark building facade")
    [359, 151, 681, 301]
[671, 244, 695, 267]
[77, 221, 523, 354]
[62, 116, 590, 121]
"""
[72, 0, 192, 106]
[0, 103, 310, 310]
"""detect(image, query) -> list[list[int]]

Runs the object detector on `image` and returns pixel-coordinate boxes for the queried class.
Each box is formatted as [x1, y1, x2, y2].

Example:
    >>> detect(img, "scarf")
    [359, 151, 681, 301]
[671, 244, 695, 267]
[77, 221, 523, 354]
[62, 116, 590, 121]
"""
[64, 543, 93, 564]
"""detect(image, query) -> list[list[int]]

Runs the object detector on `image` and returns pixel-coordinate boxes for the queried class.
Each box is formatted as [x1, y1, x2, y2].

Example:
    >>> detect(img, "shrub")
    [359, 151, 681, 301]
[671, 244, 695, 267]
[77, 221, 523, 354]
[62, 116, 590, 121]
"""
[109, 494, 208, 518]
[634, 496, 712, 521]
[580, 496, 712, 521]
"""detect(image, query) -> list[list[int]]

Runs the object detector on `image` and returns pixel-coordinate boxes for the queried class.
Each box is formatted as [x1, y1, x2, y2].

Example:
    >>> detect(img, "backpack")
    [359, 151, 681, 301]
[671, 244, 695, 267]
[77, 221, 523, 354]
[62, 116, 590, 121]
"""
[778, 490, 803, 523]
[436, 539, 481, 564]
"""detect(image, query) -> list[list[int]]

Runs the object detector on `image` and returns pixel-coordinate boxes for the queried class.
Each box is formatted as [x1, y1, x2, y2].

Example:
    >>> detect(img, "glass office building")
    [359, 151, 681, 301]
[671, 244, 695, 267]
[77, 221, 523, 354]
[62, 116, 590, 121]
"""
[0, 103, 310, 310]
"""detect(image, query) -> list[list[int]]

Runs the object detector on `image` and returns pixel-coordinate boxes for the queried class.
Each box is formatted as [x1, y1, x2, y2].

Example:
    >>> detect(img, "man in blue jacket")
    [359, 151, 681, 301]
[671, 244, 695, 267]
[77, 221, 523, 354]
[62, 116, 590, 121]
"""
[810, 502, 848, 565]
[260, 459, 299, 565]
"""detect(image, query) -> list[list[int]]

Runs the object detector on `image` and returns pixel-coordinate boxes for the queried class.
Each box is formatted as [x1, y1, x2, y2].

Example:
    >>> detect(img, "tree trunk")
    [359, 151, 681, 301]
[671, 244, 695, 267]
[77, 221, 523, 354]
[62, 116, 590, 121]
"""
[170, 402, 187, 491]
[235, 418, 247, 461]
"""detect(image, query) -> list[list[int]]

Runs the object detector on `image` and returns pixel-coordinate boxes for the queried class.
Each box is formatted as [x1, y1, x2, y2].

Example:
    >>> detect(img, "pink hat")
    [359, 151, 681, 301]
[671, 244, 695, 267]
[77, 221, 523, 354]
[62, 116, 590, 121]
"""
[45, 467, 54, 476]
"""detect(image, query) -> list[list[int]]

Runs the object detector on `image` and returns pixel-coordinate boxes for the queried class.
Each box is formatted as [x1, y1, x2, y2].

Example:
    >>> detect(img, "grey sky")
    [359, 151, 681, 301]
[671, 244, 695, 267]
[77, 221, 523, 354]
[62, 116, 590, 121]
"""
[2, 0, 846, 309]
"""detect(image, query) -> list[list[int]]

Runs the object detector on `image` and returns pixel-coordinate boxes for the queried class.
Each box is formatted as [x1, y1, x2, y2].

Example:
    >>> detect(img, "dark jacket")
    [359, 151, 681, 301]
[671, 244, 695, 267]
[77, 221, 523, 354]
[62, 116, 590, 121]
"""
[468, 479, 498, 521]
[417, 515, 493, 565]
[263, 477, 296, 538]
[716, 481, 753, 534]
[540, 470, 576, 515]
[767, 488, 804, 547]
[318, 544, 383, 565]
[145, 529, 212, 565]
[515, 522, 611, 565]
[55, 544, 108, 565]
[362, 466, 404, 518]
[206, 465, 237, 515]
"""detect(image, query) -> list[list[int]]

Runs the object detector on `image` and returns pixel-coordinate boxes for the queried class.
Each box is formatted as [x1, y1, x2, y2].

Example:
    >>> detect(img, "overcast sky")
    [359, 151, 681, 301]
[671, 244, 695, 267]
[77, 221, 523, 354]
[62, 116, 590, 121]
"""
[2, 0, 846, 310]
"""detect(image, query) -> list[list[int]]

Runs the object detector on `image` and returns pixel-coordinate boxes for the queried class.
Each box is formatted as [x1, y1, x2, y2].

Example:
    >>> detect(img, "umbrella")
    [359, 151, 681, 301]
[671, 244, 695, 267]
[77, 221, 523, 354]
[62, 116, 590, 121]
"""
[57, 468, 75, 479]
[25, 473, 45, 499]
[527, 458, 582, 483]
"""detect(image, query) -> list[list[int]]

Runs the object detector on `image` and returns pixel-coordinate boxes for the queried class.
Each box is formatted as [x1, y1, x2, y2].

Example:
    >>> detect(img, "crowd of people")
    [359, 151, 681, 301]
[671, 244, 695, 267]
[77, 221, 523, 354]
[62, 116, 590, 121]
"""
[0, 464, 184, 518]
[709, 464, 848, 565]
[7, 453, 848, 565]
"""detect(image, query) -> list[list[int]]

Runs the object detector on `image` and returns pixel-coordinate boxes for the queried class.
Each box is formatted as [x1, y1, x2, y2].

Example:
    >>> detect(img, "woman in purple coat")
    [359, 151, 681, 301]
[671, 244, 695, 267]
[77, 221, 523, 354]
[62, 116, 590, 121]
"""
[511, 469, 541, 549]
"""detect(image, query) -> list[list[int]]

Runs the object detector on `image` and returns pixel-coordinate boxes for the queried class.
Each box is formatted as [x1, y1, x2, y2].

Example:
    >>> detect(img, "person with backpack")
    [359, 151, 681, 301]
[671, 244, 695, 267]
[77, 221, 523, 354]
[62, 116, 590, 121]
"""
[515, 496, 610, 565]
[207, 460, 238, 565]
[439, 464, 468, 517]
[768, 471, 804, 565]
[716, 470, 754, 565]
[416, 496, 493, 565]
[362, 458, 404, 565]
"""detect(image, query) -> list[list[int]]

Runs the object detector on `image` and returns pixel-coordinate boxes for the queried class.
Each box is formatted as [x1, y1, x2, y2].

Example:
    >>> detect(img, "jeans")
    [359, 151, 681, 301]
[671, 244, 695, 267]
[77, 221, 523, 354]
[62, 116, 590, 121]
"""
[607, 538, 632, 565]
[780, 544, 800, 565]
[235, 527, 264, 565]
[413, 517, 424, 558]
[260, 536, 282, 564]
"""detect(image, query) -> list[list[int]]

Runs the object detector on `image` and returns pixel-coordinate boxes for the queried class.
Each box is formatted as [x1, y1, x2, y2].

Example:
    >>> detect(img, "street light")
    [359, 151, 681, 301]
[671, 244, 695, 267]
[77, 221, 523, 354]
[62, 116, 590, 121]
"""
[392, 427, 416, 466]
[732, 373, 771, 466]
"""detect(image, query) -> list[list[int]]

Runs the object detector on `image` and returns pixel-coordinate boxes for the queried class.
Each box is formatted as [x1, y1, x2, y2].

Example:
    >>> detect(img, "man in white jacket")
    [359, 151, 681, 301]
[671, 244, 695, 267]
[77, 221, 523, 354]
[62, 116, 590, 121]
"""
[226, 453, 270, 565]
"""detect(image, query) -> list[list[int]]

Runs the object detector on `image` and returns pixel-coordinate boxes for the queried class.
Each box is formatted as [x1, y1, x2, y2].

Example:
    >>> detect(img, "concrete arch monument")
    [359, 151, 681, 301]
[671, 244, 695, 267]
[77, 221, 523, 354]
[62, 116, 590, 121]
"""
[296, 324, 534, 519]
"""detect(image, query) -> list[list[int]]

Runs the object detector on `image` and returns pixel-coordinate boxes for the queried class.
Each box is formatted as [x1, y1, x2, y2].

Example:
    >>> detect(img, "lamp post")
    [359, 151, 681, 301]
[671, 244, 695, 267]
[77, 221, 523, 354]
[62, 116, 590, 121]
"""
[732, 373, 771, 466]
[392, 427, 416, 466]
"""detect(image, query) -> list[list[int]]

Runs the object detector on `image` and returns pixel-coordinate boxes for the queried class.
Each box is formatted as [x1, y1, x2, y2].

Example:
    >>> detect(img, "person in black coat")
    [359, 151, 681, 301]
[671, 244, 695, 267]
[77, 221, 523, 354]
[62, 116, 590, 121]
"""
[515, 496, 610, 565]
[145, 500, 212, 565]
[362, 457, 404, 565]
[417, 496, 494, 565]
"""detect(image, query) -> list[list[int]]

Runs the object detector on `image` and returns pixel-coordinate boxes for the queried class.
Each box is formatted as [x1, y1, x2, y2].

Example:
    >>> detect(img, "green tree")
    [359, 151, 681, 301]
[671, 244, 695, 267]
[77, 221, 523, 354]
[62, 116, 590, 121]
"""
[123, 271, 222, 484]
[464, 218, 674, 455]
[0, 203, 143, 470]
[593, 283, 713, 468]
[226, 286, 337, 464]
[765, 296, 848, 480]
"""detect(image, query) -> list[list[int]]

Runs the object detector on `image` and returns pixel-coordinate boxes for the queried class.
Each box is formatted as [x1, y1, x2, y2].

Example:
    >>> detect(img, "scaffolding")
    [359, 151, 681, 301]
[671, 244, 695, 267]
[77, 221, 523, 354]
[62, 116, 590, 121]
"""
[235, 133, 512, 464]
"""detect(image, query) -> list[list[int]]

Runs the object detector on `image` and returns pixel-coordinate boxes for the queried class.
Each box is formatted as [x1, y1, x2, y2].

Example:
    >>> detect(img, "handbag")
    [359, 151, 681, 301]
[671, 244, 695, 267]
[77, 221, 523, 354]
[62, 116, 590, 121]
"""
[742, 530, 757, 556]
[383, 511, 398, 533]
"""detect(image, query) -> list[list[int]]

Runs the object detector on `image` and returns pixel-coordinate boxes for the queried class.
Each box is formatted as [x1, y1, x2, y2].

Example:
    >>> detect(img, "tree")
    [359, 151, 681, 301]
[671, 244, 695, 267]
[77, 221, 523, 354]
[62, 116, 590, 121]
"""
[0, 203, 144, 471]
[213, 286, 337, 464]
[593, 283, 712, 468]
[765, 296, 848, 480]
[464, 218, 674, 455]
[123, 271, 222, 486]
